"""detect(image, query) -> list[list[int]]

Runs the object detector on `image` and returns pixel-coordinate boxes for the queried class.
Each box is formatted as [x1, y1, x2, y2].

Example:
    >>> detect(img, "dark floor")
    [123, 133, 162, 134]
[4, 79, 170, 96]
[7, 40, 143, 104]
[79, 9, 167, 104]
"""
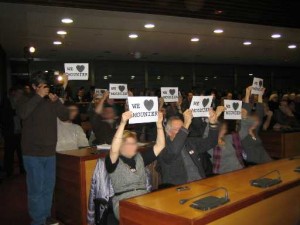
[0, 173, 31, 225]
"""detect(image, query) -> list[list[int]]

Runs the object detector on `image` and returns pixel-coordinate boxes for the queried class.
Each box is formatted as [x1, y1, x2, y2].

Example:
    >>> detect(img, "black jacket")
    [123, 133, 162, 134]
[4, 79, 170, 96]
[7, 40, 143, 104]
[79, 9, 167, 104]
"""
[17, 94, 69, 156]
[158, 126, 218, 185]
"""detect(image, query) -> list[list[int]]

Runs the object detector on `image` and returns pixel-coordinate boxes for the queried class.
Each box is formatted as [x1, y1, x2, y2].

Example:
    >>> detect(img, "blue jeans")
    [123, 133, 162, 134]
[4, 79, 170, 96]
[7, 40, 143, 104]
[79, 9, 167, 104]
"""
[23, 156, 56, 225]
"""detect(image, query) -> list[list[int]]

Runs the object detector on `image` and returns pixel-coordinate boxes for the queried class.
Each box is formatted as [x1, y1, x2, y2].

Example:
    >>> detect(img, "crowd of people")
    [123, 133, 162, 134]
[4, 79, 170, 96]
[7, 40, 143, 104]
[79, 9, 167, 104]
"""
[0, 70, 300, 225]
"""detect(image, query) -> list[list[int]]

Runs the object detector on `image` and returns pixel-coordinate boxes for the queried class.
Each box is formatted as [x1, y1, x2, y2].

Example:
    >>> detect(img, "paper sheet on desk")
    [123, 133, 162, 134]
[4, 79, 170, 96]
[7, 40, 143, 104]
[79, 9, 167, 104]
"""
[96, 144, 111, 150]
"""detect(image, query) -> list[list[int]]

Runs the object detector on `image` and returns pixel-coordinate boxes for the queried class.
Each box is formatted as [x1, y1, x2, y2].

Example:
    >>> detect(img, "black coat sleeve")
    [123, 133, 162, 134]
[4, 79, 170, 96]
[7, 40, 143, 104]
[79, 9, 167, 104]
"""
[159, 127, 189, 164]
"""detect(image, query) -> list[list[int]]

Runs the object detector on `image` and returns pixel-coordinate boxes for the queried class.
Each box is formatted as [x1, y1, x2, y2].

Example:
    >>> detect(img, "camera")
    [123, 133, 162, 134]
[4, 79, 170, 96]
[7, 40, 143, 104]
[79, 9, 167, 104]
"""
[30, 70, 65, 97]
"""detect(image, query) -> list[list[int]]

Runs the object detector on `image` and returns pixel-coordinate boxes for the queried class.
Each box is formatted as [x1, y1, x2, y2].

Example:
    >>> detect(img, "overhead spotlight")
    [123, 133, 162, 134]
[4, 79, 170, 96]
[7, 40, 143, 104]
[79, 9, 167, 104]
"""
[103, 76, 108, 80]
[45, 70, 48, 73]
[53, 41, 62, 45]
[243, 41, 252, 46]
[249, 73, 253, 76]
[288, 44, 297, 49]
[129, 33, 138, 39]
[271, 33, 281, 39]
[191, 37, 200, 42]
[61, 18, 73, 24]
[214, 29, 223, 34]
[180, 76, 185, 80]
[29, 46, 36, 53]
[57, 30, 67, 35]
[144, 23, 155, 29]
[131, 75, 135, 79]
[157, 76, 161, 80]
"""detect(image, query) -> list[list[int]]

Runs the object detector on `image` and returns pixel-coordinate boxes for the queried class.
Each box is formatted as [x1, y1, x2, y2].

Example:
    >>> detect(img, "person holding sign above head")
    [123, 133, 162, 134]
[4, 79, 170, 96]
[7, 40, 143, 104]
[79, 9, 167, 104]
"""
[105, 111, 165, 220]
[158, 107, 221, 186]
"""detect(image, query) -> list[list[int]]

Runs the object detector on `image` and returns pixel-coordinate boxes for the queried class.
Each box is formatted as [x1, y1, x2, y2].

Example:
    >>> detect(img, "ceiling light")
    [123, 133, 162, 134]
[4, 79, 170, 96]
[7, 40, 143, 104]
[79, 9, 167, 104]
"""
[214, 29, 223, 34]
[131, 75, 135, 79]
[180, 76, 185, 80]
[61, 18, 73, 24]
[271, 33, 281, 39]
[191, 37, 199, 42]
[157, 76, 161, 80]
[29, 46, 36, 53]
[144, 23, 155, 29]
[108, 75, 112, 77]
[213, 76, 217, 79]
[288, 44, 297, 49]
[57, 30, 67, 35]
[129, 33, 138, 39]
[249, 73, 253, 76]
[45, 70, 48, 73]
[243, 41, 252, 46]
[53, 41, 62, 45]
[103, 76, 108, 80]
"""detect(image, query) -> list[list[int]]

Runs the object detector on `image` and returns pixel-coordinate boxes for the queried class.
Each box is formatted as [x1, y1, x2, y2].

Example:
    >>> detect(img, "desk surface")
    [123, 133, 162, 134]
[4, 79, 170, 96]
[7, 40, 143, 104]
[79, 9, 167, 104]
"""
[120, 158, 300, 224]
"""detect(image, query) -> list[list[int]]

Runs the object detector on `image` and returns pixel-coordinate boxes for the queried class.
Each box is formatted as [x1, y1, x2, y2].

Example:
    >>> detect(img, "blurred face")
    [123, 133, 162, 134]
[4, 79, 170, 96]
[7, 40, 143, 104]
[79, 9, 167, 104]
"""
[120, 137, 138, 158]
[68, 105, 79, 121]
[78, 89, 84, 97]
[227, 93, 233, 100]
[101, 107, 115, 120]
[167, 119, 183, 140]
[187, 92, 193, 101]
[24, 85, 31, 94]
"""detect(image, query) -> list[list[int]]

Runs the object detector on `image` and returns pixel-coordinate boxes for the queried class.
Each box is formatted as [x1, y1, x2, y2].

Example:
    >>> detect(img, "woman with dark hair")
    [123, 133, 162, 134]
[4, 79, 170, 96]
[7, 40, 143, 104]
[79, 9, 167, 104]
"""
[212, 116, 245, 174]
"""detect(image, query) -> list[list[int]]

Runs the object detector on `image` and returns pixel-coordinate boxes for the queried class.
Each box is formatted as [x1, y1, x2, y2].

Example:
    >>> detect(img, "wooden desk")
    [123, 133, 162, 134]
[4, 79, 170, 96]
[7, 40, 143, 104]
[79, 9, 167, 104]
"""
[260, 131, 300, 158]
[55, 148, 104, 225]
[55, 145, 160, 225]
[120, 158, 300, 225]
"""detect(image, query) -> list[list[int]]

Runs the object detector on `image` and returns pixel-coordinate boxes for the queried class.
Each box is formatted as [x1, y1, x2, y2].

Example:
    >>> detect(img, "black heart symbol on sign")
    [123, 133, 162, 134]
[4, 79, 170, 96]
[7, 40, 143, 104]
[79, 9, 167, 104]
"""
[259, 80, 263, 87]
[144, 100, 154, 111]
[233, 102, 239, 111]
[202, 98, 209, 107]
[76, 65, 85, 73]
[169, 89, 175, 95]
[118, 85, 125, 92]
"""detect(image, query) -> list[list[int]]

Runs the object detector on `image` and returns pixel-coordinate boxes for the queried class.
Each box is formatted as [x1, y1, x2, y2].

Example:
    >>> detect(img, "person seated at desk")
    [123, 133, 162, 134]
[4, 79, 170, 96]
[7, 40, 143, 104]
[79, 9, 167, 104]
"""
[212, 118, 245, 174]
[105, 111, 165, 220]
[158, 108, 220, 186]
[56, 102, 89, 151]
[273, 99, 300, 129]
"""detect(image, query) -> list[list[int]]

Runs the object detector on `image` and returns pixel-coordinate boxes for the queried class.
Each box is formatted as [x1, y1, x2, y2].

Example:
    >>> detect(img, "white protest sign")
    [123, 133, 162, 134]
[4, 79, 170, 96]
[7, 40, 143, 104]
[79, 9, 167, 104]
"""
[190, 96, 213, 117]
[109, 83, 128, 99]
[64, 63, 89, 80]
[128, 96, 158, 124]
[251, 77, 264, 95]
[94, 88, 107, 97]
[161, 87, 178, 102]
[224, 100, 242, 120]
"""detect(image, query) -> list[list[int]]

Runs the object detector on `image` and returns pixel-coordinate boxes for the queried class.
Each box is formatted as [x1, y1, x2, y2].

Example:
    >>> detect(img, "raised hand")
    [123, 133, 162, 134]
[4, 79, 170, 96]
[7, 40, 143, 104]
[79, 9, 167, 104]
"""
[208, 109, 217, 124]
[157, 111, 164, 127]
[183, 109, 193, 129]
[121, 111, 133, 124]
[216, 106, 225, 118]
[48, 93, 58, 102]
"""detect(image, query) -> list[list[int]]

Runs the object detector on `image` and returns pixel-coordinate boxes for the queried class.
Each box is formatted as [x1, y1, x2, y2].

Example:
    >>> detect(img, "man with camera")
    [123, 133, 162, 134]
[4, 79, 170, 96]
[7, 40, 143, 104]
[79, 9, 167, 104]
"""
[17, 71, 69, 225]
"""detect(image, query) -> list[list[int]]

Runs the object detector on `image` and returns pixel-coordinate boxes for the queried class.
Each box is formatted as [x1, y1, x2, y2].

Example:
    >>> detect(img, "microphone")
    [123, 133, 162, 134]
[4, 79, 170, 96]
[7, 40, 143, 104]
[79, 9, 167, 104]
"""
[179, 187, 229, 205]
[289, 155, 300, 160]
[250, 170, 282, 188]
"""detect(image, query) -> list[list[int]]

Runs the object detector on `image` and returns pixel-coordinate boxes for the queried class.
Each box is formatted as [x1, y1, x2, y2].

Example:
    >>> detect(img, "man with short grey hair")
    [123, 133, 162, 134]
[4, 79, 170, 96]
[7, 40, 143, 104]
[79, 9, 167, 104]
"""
[158, 108, 221, 185]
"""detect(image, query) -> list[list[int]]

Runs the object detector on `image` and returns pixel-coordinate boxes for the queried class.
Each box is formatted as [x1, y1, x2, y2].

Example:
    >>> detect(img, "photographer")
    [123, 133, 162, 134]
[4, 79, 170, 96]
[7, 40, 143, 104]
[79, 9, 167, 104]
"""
[16, 71, 69, 225]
